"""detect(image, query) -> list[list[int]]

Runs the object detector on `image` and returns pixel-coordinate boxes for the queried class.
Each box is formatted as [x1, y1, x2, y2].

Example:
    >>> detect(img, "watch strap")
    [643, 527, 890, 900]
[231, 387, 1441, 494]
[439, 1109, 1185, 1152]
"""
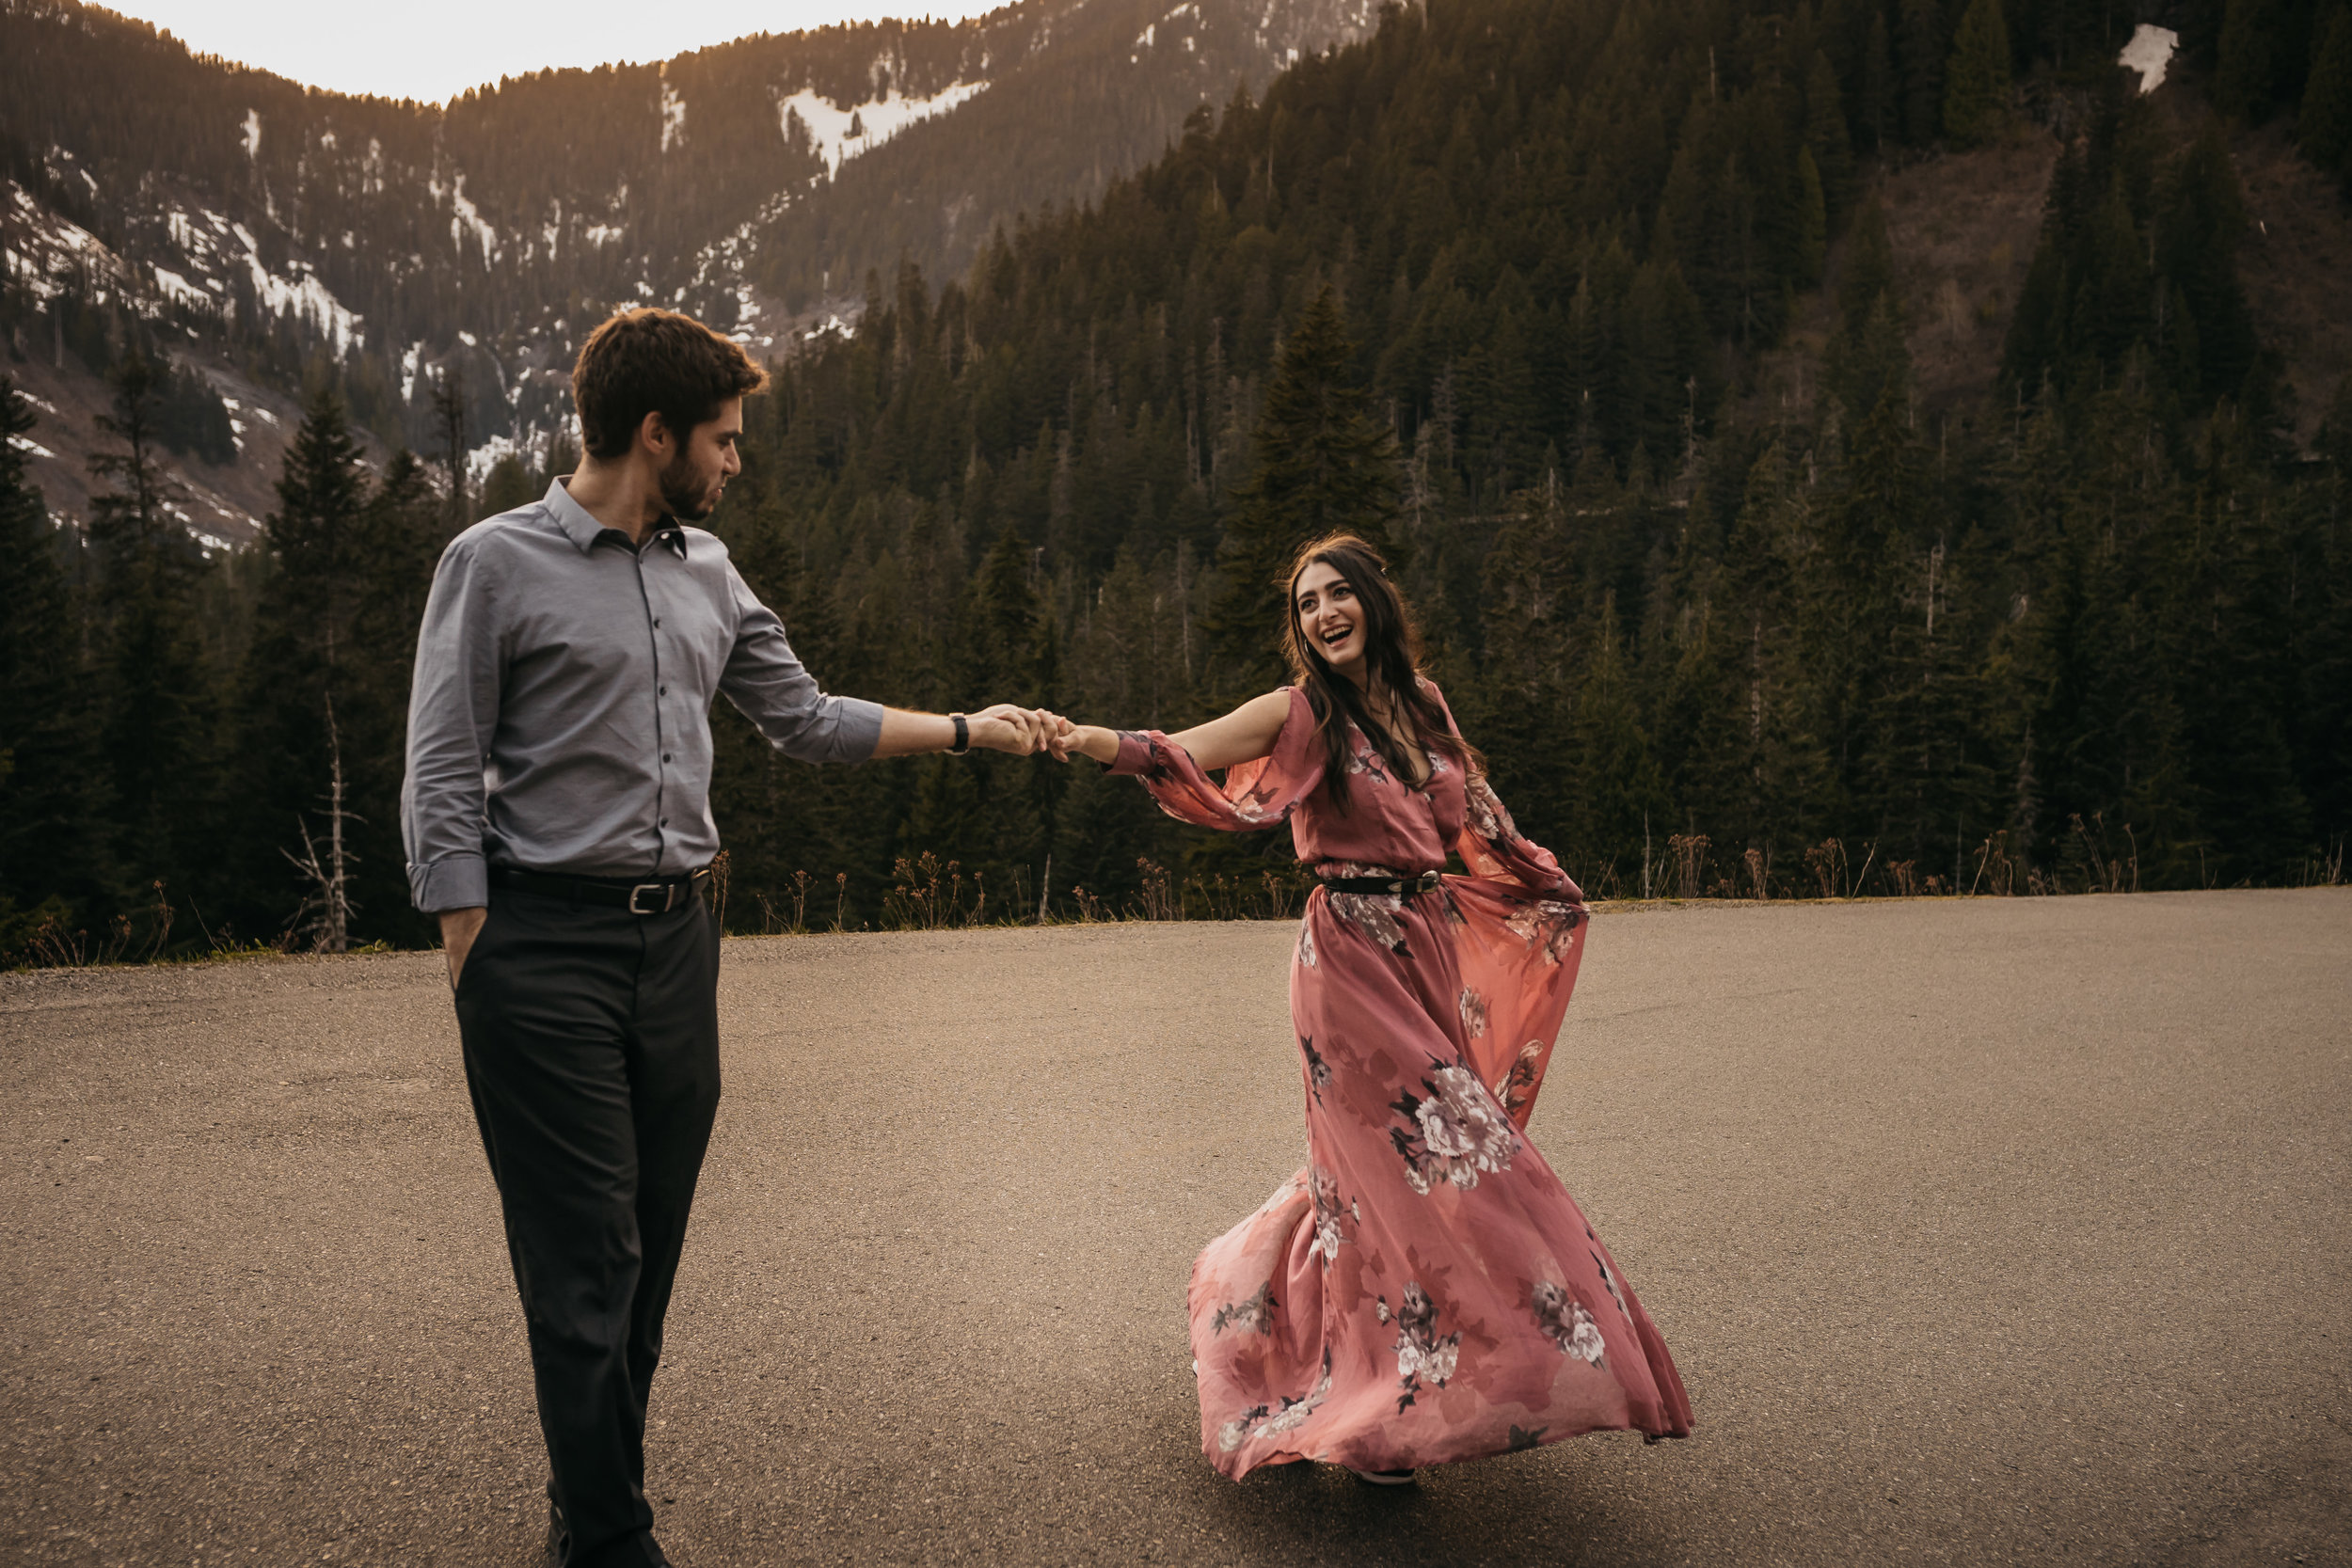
[948, 712, 970, 754]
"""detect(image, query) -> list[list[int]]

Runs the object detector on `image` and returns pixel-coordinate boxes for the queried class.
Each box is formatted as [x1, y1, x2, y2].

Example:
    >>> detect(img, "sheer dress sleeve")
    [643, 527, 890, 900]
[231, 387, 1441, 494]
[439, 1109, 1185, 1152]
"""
[1423, 680, 1593, 1129]
[1105, 688, 1326, 833]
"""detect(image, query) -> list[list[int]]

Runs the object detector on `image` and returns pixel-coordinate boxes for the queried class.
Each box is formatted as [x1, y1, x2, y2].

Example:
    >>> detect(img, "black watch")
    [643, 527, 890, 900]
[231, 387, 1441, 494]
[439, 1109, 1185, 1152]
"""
[948, 713, 970, 755]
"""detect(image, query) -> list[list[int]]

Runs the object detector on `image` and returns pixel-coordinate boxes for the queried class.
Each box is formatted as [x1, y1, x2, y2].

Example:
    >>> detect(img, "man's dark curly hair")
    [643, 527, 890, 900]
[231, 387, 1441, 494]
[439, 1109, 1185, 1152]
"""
[571, 308, 768, 459]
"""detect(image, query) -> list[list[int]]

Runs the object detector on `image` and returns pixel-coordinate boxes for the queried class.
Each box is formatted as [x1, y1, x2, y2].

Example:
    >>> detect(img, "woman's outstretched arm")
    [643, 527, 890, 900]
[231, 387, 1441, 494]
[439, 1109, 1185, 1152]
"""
[1057, 689, 1294, 771]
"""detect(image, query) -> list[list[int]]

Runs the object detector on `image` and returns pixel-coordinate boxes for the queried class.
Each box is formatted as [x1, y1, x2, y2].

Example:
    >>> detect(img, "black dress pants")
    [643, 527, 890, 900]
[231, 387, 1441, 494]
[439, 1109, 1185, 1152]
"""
[453, 885, 722, 1568]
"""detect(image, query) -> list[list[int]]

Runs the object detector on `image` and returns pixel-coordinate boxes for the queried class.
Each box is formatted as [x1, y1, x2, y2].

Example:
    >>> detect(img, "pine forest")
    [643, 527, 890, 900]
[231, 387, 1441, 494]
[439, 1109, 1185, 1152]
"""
[3, 0, 2350, 963]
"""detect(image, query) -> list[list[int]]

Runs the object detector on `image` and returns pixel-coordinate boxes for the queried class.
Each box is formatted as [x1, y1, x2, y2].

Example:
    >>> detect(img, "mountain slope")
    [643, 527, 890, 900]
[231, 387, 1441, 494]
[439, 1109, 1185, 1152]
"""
[0, 0, 1378, 541]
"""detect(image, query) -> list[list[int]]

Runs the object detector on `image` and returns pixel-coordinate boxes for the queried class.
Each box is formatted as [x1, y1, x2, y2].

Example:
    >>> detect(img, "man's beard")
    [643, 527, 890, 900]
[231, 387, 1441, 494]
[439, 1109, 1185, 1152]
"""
[658, 452, 717, 520]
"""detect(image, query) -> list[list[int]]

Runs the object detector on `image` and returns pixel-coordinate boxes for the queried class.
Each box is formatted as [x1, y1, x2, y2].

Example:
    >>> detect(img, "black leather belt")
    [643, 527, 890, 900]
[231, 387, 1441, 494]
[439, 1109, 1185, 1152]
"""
[490, 864, 711, 914]
[1319, 869, 1444, 897]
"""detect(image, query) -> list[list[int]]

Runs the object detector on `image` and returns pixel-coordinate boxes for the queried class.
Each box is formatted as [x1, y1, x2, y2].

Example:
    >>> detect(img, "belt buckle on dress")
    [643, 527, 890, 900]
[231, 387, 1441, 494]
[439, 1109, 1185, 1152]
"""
[628, 881, 669, 916]
[1415, 869, 1442, 894]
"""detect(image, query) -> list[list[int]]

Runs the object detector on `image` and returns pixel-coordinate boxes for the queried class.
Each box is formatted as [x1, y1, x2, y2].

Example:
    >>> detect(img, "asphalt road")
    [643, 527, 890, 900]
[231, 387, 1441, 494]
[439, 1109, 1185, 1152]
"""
[3, 889, 2347, 1567]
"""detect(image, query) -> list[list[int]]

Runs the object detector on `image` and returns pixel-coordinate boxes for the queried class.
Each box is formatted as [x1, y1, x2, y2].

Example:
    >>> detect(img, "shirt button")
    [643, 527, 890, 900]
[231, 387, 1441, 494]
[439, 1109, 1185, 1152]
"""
[660, 817, 668, 827]
[660, 685, 668, 695]
[662, 752, 672, 763]
[653, 617, 662, 627]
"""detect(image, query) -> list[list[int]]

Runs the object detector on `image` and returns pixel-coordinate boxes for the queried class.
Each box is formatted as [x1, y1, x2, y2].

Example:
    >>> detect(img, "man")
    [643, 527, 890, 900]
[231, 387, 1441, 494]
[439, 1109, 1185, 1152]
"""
[401, 308, 1051, 1568]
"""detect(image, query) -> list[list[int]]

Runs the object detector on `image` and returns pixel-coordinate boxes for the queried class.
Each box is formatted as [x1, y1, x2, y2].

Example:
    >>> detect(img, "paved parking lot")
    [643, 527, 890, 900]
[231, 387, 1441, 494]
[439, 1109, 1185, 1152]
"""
[3, 889, 2347, 1565]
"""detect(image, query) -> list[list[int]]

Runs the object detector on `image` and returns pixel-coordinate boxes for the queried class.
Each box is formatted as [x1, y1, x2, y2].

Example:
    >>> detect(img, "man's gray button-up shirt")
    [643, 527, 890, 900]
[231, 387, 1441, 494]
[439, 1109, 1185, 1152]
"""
[400, 478, 883, 912]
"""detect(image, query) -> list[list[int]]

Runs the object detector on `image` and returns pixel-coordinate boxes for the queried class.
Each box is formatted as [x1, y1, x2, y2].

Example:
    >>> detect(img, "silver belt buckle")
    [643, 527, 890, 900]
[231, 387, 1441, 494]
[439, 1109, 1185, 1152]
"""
[628, 881, 668, 915]
[1416, 869, 1442, 893]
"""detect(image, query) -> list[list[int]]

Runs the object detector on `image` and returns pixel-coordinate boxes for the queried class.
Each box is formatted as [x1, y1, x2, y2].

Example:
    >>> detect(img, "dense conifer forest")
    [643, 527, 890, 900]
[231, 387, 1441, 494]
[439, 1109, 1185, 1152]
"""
[3, 0, 2348, 963]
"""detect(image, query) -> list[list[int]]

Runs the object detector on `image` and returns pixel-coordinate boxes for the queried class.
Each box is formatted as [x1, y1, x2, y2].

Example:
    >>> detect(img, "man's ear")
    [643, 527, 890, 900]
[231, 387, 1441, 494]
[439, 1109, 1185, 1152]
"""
[637, 409, 674, 457]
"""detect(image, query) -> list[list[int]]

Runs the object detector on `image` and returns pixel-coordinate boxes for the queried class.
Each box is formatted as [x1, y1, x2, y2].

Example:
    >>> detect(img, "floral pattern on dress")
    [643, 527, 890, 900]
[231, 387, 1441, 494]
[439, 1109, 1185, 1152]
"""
[1392, 1282, 1461, 1412]
[1307, 1165, 1359, 1268]
[1347, 738, 1397, 788]
[1464, 772, 1520, 842]
[1494, 1039, 1547, 1118]
[1533, 1282, 1610, 1368]
[1216, 1347, 1333, 1452]
[1502, 897, 1588, 967]
[1210, 1280, 1277, 1336]
[1327, 889, 1410, 955]
[1458, 986, 1489, 1038]
[1297, 921, 1317, 969]
[1390, 1059, 1518, 1194]
[1591, 1247, 1632, 1323]
[1300, 1036, 1331, 1105]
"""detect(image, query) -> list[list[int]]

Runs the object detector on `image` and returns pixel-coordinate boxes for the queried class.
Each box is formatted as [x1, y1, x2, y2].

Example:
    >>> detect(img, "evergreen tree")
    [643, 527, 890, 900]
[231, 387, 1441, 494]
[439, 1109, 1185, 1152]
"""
[2217, 0, 2282, 121]
[1211, 286, 1401, 689]
[1804, 49, 1858, 219]
[1941, 0, 2012, 150]
[1838, 198, 1898, 335]
[476, 452, 536, 520]
[2296, 374, 2352, 859]
[1565, 594, 1668, 889]
[231, 388, 379, 942]
[86, 354, 219, 932]
[0, 377, 113, 951]
[2303, 8, 2352, 181]
[1860, 10, 1896, 150]
[1897, 0, 1947, 145]
[1796, 145, 1830, 287]
[2155, 123, 2259, 404]
[433, 365, 469, 536]
[905, 523, 1058, 908]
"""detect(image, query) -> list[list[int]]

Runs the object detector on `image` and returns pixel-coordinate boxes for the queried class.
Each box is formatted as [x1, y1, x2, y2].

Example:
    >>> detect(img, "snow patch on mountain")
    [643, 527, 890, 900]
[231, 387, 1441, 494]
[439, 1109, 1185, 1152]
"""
[2119, 25, 2178, 94]
[151, 265, 208, 309]
[778, 80, 991, 179]
[429, 171, 500, 267]
[149, 199, 364, 353]
[661, 81, 687, 153]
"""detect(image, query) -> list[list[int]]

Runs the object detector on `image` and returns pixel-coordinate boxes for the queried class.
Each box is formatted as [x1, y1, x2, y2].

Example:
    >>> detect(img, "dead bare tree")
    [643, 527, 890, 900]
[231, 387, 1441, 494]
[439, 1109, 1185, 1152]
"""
[284, 694, 360, 953]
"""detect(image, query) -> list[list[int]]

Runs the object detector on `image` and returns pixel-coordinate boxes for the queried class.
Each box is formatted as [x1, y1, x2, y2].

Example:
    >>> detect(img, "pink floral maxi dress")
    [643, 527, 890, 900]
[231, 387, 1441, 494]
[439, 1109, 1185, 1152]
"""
[1110, 684, 1693, 1479]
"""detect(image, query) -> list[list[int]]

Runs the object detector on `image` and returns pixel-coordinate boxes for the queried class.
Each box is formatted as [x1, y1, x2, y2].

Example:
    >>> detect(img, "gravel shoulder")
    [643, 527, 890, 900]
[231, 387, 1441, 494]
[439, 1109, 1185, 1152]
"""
[3, 889, 2347, 1566]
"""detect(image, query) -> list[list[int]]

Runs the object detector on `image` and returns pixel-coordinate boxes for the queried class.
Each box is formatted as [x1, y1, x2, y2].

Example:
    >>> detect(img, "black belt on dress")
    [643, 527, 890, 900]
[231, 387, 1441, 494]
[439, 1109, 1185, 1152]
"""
[489, 864, 711, 915]
[1319, 869, 1444, 898]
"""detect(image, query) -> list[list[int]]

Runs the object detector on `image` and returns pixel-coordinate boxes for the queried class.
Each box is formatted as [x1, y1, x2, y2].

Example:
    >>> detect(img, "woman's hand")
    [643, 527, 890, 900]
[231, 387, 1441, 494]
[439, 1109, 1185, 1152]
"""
[1046, 720, 1120, 764]
[1043, 690, 1291, 770]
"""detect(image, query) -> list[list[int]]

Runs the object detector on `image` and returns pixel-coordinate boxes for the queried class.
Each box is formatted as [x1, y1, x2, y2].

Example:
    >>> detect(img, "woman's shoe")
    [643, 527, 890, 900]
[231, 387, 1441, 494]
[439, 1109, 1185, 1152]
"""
[1346, 1466, 1417, 1485]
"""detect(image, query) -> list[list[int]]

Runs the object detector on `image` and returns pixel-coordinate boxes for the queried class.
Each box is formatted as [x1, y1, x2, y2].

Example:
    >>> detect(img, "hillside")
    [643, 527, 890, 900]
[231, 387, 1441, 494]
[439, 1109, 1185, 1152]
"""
[0, 0, 1379, 542]
[2, 0, 2348, 962]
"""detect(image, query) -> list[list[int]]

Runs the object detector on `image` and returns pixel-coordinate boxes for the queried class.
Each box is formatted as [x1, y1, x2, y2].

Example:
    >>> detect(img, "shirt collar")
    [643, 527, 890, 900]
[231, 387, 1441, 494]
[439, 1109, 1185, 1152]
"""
[547, 477, 690, 559]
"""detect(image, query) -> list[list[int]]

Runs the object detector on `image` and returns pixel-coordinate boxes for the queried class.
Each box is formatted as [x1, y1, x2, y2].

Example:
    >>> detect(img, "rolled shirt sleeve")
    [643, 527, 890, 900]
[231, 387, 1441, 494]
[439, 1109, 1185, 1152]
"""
[401, 535, 502, 912]
[717, 562, 883, 765]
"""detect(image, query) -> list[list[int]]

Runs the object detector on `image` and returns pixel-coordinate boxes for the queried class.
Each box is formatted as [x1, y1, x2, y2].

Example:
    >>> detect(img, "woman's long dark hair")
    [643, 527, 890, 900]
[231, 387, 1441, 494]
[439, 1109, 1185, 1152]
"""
[1279, 533, 1483, 811]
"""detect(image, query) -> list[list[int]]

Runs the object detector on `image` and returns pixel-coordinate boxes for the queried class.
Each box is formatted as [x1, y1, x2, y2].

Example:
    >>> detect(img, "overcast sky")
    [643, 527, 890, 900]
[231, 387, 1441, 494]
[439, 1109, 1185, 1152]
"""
[106, 1, 1003, 103]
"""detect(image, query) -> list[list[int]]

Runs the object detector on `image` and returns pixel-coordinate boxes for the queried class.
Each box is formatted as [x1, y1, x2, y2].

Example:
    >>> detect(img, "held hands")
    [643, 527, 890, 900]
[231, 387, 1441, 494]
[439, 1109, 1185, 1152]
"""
[961, 704, 1064, 756]
[958, 706, 1112, 763]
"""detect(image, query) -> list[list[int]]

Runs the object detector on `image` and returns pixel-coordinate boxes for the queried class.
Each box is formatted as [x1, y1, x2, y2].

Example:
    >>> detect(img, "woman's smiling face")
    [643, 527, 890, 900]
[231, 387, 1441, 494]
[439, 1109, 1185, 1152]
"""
[1294, 560, 1367, 680]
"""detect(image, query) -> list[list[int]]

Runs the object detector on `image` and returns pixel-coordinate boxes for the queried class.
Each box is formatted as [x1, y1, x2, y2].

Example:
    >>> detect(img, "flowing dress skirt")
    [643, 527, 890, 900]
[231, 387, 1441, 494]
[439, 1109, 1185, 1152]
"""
[1108, 685, 1692, 1479]
[1186, 882, 1692, 1478]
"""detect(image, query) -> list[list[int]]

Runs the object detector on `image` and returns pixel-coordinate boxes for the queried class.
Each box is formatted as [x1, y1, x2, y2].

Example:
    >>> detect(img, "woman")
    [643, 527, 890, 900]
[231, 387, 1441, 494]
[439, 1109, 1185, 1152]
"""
[1051, 533, 1692, 1483]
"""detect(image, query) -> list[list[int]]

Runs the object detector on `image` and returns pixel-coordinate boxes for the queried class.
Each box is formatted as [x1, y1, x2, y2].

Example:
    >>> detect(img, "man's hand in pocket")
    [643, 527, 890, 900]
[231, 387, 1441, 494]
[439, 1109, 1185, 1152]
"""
[440, 907, 489, 991]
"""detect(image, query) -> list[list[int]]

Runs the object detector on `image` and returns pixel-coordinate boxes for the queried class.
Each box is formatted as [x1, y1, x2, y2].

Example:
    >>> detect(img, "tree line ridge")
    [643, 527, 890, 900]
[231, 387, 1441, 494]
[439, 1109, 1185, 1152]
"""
[2, 0, 2348, 963]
